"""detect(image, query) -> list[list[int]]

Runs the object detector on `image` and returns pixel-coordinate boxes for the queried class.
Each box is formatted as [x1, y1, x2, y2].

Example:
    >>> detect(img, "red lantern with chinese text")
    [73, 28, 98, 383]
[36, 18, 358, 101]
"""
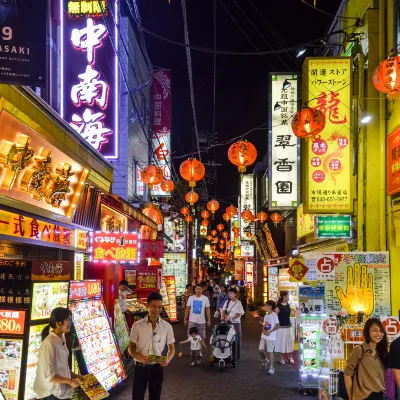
[211, 230, 217, 237]
[185, 215, 193, 223]
[141, 165, 164, 189]
[207, 199, 220, 214]
[234, 232, 239, 239]
[201, 219, 209, 227]
[201, 210, 210, 219]
[270, 212, 282, 227]
[246, 231, 253, 239]
[180, 158, 205, 187]
[257, 211, 268, 223]
[185, 191, 199, 205]
[181, 207, 190, 216]
[217, 223, 224, 232]
[223, 213, 231, 222]
[373, 55, 400, 95]
[160, 179, 174, 194]
[228, 140, 257, 173]
[226, 205, 238, 217]
[233, 226, 239, 234]
[292, 107, 325, 139]
[241, 209, 253, 222]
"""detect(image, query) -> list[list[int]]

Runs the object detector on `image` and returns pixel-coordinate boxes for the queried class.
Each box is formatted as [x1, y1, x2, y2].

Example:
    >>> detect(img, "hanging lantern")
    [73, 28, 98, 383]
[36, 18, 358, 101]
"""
[185, 190, 199, 205]
[201, 219, 209, 227]
[227, 140, 257, 173]
[219, 243, 225, 250]
[246, 231, 253, 239]
[211, 230, 217, 237]
[207, 234, 212, 241]
[217, 223, 224, 232]
[226, 205, 238, 217]
[185, 215, 193, 223]
[181, 207, 190, 216]
[270, 212, 282, 227]
[234, 232, 239, 239]
[180, 158, 205, 187]
[223, 213, 231, 222]
[373, 55, 400, 95]
[222, 231, 229, 238]
[211, 245, 217, 250]
[291, 107, 325, 139]
[257, 211, 268, 223]
[207, 199, 220, 214]
[241, 209, 254, 222]
[160, 179, 174, 194]
[232, 226, 239, 234]
[201, 210, 210, 219]
[140, 165, 164, 189]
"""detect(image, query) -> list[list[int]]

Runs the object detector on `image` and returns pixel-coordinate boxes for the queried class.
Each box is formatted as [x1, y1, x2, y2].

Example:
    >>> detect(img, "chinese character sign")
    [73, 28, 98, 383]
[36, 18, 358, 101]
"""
[269, 74, 299, 209]
[137, 270, 159, 290]
[303, 58, 352, 213]
[32, 261, 73, 281]
[387, 126, 400, 195]
[239, 174, 254, 240]
[315, 215, 352, 239]
[62, 0, 117, 158]
[69, 280, 102, 300]
[140, 240, 164, 258]
[0, 310, 26, 335]
[92, 232, 138, 262]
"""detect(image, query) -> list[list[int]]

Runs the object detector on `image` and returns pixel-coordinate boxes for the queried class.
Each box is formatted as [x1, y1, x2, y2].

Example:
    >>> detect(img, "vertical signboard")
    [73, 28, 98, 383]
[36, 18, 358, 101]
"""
[387, 126, 400, 195]
[269, 74, 299, 209]
[61, 0, 118, 159]
[0, 0, 47, 86]
[303, 57, 352, 213]
[137, 70, 172, 196]
[239, 174, 254, 240]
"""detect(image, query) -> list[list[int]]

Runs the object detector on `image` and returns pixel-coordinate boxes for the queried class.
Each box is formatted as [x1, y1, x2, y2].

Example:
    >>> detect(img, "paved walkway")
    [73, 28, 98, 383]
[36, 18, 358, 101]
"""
[110, 312, 314, 400]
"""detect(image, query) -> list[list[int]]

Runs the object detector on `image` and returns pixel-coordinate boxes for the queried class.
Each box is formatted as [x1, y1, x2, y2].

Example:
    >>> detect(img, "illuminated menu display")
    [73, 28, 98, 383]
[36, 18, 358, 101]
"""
[0, 339, 23, 400]
[163, 276, 177, 322]
[0, 310, 26, 335]
[70, 298, 126, 390]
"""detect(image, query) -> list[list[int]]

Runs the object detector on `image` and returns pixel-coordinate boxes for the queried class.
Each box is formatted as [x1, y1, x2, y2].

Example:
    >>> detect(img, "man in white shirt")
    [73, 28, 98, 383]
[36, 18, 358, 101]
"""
[184, 284, 211, 340]
[129, 292, 175, 400]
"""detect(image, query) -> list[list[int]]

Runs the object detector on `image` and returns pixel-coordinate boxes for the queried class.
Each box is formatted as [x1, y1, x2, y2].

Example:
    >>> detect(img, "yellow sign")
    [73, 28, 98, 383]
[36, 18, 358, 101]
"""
[0, 209, 77, 248]
[303, 57, 353, 213]
[87, 169, 111, 193]
[297, 204, 315, 239]
[74, 252, 84, 280]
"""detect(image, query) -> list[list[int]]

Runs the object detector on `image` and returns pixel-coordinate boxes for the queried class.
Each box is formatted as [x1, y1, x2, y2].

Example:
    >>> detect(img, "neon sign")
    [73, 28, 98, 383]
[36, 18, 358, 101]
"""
[61, 0, 118, 159]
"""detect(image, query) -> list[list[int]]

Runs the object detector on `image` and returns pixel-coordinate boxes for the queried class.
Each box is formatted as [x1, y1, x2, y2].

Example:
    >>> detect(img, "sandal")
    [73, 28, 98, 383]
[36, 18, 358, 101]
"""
[288, 357, 294, 364]
[279, 359, 286, 364]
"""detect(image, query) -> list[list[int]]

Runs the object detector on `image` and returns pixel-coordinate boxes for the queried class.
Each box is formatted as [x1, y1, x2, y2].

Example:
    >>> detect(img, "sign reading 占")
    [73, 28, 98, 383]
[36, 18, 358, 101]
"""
[315, 215, 352, 239]
[61, 0, 118, 159]
[92, 232, 138, 262]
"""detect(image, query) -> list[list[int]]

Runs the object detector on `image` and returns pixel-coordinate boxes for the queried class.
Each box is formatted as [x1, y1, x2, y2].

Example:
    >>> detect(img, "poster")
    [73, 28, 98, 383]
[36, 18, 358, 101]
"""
[0, 310, 25, 335]
[0, 339, 23, 400]
[164, 219, 186, 252]
[325, 252, 391, 318]
[113, 301, 130, 354]
[31, 282, 69, 321]
[303, 57, 352, 213]
[240, 241, 254, 257]
[299, 286, 325, 314]
[268, 267, 278, 301]
[163, 253, 187, 295]
[163, 276, 177, 322]
[80, 374, 109, 400]
[234, 260, 244, 281]
[124, 270, 137, 288]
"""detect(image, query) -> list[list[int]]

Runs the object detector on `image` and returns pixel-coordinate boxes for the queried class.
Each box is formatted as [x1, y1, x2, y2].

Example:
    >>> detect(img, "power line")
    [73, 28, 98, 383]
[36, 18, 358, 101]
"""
[299, 0, 359, 20]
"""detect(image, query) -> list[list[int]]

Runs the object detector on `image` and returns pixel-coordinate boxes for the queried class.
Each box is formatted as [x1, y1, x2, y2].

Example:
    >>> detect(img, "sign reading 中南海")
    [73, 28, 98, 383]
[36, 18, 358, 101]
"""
[92, 232, 138, 262]
[387, 126, 400, 195]
[0, 0, 47, 86]
[32, 261, 73, 281]
[61, 0, 118, 159]
[303, 57, 352, 213]
[137, 70, 172, 196]
[269, 74, 299, 210]
[315, 215, 352, 239]
[240, 174, 254, 240]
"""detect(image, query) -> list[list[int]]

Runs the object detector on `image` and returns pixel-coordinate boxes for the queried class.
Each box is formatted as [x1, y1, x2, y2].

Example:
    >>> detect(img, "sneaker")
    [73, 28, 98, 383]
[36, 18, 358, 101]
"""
[199, 351, 203, 358]
[288, 356, 295, 364]
[261, 360, 269, 371]
[268, 368, 275, 375]
[191, 362, 195, 366]
[196, 359, 201, 365]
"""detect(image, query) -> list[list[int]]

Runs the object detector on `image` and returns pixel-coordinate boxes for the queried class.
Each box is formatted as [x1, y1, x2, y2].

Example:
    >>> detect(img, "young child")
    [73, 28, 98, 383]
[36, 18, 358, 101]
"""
[180, 326, 207, 366]
[259, 300, 280, 375]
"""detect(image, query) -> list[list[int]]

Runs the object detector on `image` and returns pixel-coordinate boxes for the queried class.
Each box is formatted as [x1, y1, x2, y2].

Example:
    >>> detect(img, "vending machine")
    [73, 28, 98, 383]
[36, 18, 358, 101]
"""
[68, 280, 126, 391]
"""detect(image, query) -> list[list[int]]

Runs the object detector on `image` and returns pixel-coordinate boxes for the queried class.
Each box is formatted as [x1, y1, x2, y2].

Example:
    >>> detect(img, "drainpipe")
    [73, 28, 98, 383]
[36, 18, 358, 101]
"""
[379, 0, 387, 251]
[358, 51, 365, 252]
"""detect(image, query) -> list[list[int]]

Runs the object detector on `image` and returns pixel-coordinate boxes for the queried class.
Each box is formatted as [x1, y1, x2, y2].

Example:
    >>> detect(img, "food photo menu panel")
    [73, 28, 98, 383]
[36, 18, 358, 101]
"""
[0, 339, 23, 400]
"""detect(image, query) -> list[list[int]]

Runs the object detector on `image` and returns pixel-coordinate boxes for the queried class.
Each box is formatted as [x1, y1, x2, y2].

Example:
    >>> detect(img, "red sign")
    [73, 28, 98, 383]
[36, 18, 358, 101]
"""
[140, 240, 164, 259]
[32, 261, 73, 281]
[245, 262, 253, 284]
[69, 280, 102, 300]
[288, 259, 309, 281]
[0, 310, 26, 335]
[388, 126, 400, 195]
[382, 317, 400, 343]
[92, 232, 138, 262]
[322, 317, 338, 336]
[137, 270, 159, 291]
[317, 256, 335, 273]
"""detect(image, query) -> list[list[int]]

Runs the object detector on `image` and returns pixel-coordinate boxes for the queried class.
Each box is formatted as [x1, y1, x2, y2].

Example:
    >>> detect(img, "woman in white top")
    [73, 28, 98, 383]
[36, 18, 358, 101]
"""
[34, 308, 83, 400]
[221, 288, 245, 362]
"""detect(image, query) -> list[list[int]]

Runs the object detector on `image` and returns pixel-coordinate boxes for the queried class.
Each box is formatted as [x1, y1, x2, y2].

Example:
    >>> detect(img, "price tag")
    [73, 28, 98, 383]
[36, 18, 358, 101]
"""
[0, 310, 25, 335]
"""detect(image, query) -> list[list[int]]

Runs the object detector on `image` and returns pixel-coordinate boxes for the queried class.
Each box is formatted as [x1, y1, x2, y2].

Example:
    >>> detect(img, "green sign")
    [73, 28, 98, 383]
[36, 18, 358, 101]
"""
[315, 215, 351, 239]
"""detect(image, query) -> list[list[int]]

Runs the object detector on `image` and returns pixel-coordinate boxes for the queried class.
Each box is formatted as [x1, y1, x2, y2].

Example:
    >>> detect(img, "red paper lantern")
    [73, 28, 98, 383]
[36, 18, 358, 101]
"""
[181, 207, 190, 216]
[222, 231, 229, 238]
[207, 235, 212, 241]
[160, 179, 174, 194]
[234, 232, 239, 239]
[141, 165, 164, 189]
[291, 107, 325, 139]
[201, 219, 209, 227]
[241, 209, 254, 222]
[185, 191, 199, 205]
[217, 223, 224, 232]
[226, 205, 238, 217]
[232, 226, 239, 234]
[211, 230, 217, 237]
[246, 231, 253, 239]
[223, 213, 231, 222]
[201, 210, 210, 219]
[257, 211, 268, 222]
[373, 55, 400, 95]
[228, 140, 257, 173]
[180, 158, 205, 187]
[270, 212, 282, 226]
[207, 199, 220, 214]
[185, 215, 193, 223]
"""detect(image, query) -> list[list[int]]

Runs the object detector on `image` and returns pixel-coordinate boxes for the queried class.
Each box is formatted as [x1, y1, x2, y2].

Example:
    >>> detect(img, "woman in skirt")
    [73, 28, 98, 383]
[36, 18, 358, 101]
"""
[275, 291, 294, 364]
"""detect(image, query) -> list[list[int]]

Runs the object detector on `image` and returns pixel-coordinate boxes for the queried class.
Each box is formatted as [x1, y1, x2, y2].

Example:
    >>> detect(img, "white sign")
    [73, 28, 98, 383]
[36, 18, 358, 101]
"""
[380, 316, 400, 343]
[269, 74, 299, 209]
[240, 241, 254, 257]
[239, 174, 254, 240]
[316, 255, 336, 280]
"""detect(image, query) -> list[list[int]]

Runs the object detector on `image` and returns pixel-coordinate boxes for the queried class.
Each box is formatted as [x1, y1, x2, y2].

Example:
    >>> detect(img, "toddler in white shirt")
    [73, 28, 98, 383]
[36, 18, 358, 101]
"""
[180, 326, 207, 366]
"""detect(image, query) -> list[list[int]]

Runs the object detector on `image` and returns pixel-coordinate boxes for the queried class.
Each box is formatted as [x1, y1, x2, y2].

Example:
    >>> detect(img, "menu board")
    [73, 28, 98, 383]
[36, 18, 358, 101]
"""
[31, 282, 69, 321]
[163, 254, 187, 295]
[113, 301, 130, 354]
[70, 299, 126, 390]
[268, 267, 278, 301]
[301, 315, 323, 374]
[0, 339, 23, 400]
[25, 324, 47, 400]
[163, 276, 177, 322]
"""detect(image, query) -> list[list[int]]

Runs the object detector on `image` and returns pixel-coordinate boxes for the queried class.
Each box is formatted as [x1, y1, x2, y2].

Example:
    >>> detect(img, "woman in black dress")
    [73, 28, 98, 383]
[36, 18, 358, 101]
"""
[275, 291, 294, 364]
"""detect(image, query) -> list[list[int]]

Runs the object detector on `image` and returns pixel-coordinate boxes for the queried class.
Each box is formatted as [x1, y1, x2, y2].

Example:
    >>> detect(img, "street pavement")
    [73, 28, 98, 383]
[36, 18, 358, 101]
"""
[110, 312, 315, 400]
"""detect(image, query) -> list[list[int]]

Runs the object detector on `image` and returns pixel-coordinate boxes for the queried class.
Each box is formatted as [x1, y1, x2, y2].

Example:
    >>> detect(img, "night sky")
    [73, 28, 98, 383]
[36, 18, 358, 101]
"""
[137, 0, 343, 205]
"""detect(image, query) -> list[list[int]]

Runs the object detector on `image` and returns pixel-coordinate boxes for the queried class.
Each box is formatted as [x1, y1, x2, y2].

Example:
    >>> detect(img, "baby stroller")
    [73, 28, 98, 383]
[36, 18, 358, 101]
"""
[209, 322, 236, 372]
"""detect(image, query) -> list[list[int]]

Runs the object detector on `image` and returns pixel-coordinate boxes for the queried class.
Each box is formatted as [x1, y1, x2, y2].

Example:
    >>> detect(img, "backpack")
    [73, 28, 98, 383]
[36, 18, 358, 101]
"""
[338, 345, 364, 400]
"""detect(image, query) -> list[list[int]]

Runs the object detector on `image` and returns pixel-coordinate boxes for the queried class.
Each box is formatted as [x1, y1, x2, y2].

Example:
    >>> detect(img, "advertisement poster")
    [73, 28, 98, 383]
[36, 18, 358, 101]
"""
[0, 310, 25, 336]
[113, 301, 130, 354]
[69, 299, 126, 390]
[0, 339, 23, 400]
[268, 267, 279, 301]
[163, 276, 177, 322]
[240, 241, 254, 257]
[234, 260, 244, 281]
[92, 232, 138, 262]
[325, 252, 391, 318]
[301, 315, 323, 374]
[32, 261, 73, 281]
[31, 282, 69, 321]
[124, 270, 137, 288]
[164, 219, 186, 252]
[80, 374, 109, 400]
[69, 280, 102, 301]
[25, 324, 47, 400]
[299, 286, 325, 314]
[303, 57, 353, 213]
[163, 253, 187, 295]
[0, 0, 46, 86]
[137, 270, 159, 291]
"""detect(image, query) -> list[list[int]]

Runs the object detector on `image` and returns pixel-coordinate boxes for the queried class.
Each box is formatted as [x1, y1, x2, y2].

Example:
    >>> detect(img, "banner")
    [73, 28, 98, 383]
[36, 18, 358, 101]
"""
[239, 174, 254, 240]
[269, 73, 299, 209]
[303, 57, 353, 213]
[140, 240, 164, 259]
[32, 261, 73, 281]
[325, 252, 390, 318]
[164, 219, 186, 252]
[0, 0, 46, 86]
[62, 0, 118, 158]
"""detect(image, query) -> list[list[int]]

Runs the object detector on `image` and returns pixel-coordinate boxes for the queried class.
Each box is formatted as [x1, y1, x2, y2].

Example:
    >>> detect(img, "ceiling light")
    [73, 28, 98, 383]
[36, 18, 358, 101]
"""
[296, 48, 306, 58]
[360, 114, 372, 124]
[282, 79, 291, 90]
[274, 102, 281, 111]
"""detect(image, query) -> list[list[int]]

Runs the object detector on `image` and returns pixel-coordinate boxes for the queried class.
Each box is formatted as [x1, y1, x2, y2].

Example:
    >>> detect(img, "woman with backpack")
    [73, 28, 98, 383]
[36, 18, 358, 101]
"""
[344, 318, 389, 400]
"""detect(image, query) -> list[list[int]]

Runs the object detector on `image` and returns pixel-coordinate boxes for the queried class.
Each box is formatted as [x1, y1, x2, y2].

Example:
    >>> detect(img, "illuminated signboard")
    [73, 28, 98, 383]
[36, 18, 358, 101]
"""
[0, 310, 26, 335]
[245, 262, 253, 284]
[61, 0, 118, 159]
[269, 74, 299, 209]
[239, 174, 254, 240]
[91, 232, 138, 262]
[315, 215, 352, 239]
[69, 280, 102, 300]
[387, 126, 400, 195]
